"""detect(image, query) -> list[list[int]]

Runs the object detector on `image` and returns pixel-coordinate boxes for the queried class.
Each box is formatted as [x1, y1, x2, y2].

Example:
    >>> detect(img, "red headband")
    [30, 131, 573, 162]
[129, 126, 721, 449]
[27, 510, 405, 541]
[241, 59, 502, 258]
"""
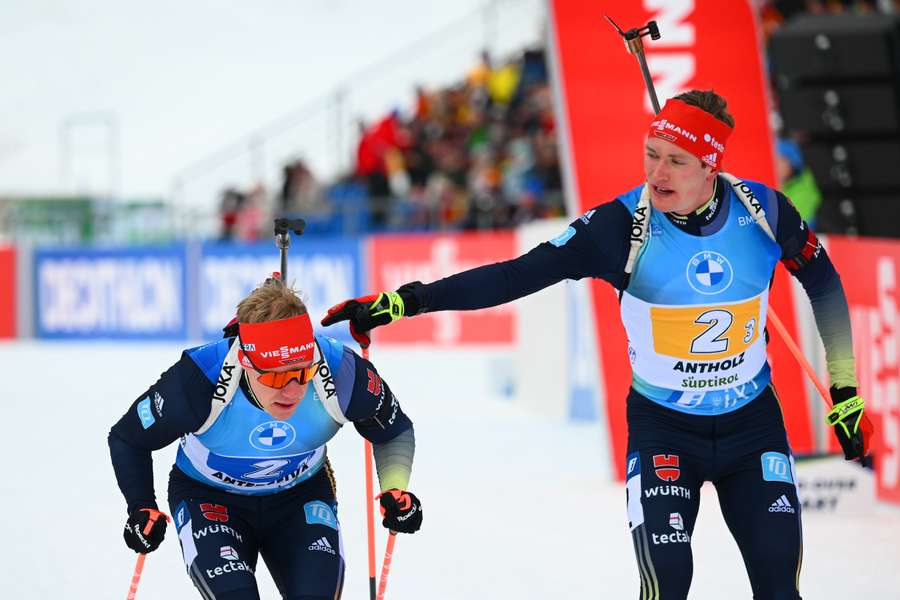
[238, 313, 315, 371]
[648, 99, 733, 170]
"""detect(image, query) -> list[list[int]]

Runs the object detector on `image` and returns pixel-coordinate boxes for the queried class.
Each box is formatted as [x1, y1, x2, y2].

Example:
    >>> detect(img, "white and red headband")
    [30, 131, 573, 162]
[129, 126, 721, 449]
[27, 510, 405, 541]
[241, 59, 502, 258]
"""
[238, 313, 315, 371]
[648, 99, 733, 170]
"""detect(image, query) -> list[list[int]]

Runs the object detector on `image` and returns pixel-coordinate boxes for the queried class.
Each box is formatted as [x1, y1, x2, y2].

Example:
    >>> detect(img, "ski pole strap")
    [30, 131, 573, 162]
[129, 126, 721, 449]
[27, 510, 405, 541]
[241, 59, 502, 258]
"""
[825, 395, 866, 438]
[137, 508, 171, 534]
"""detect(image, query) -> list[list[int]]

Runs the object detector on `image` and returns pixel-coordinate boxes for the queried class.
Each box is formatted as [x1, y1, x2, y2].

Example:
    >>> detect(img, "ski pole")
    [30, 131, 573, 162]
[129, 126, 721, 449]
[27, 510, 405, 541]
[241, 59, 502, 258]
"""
[361, 345, 377, 600]
[376, 531, 398, 600]
[125, 509, 171, 600]
[767, 309, 831, 405]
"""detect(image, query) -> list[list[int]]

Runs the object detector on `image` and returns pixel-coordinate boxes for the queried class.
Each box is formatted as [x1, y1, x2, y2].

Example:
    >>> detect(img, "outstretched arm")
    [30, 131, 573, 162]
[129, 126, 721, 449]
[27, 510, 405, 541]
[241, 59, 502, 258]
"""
[322, 200, 633, 344]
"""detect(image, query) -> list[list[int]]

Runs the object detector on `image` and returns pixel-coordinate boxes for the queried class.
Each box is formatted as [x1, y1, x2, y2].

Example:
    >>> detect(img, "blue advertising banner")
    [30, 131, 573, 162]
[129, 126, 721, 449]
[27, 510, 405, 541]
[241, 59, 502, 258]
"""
[199, 237, 362, 342]
[35, 245, 188, 339]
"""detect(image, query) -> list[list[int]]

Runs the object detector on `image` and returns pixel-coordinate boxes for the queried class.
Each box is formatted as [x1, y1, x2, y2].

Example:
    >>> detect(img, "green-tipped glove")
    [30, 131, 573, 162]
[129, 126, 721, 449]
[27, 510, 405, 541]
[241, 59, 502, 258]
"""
[826, 387, 874, 461]
[321, 282, 424, 348]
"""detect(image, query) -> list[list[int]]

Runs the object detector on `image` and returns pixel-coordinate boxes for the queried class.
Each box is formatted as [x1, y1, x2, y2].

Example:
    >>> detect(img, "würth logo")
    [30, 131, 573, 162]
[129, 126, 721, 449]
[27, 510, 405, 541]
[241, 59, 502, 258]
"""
[653, 454, 681, 482]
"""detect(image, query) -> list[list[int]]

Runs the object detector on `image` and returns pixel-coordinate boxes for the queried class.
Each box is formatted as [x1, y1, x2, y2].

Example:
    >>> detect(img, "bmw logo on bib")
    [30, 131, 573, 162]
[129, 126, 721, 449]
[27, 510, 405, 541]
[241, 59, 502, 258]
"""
[250, 421, 296, 451]
[686, 251, 733, 295]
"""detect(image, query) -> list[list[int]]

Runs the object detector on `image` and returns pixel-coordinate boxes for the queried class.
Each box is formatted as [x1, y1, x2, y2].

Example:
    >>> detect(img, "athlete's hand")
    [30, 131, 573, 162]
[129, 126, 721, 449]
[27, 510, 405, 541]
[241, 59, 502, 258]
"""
[378, 489, 422, 534]
[827, 387, 874, 461]
[321, 282, 424, 348]
[123, 507, 170, 554]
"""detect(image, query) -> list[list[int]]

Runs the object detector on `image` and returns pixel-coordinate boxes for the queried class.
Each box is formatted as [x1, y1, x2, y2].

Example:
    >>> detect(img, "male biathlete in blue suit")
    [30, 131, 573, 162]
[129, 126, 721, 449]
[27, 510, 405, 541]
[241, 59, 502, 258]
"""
[323, 90, 873, 599]
[110, 280, 422, 600]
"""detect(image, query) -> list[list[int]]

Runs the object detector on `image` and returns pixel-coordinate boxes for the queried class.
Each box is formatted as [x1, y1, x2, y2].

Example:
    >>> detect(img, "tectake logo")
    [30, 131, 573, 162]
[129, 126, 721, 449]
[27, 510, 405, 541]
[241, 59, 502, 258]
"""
[651, 514, 690, 544]
[219, 546, 239, 561]
[249, 421, 296, 451]
[669, 512, 684, 531]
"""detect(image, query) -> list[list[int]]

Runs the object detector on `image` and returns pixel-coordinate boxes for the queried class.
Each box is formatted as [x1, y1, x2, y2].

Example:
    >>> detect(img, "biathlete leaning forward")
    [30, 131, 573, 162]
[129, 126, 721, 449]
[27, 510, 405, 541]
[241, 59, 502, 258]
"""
[322, 90, 873, 600]
[109, 280, 422, 600]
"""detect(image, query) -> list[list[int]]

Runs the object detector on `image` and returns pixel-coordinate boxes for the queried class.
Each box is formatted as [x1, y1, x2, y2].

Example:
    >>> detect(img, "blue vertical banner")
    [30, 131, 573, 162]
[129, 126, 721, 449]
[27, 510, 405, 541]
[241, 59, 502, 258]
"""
[199, 237, 362, 342]
[34, 245, 188, 339]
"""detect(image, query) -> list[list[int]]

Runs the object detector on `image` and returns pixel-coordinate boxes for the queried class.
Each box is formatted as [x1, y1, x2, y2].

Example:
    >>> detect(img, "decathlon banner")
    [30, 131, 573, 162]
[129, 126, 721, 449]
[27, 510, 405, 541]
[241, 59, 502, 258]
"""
[35, 245, 188, 339]
[199, 238, 362, 342]
[368, 232, 517, 345]
[826, 235, 900, 506]
[0, 246, 15, 338]
[549, 0, 811, 477]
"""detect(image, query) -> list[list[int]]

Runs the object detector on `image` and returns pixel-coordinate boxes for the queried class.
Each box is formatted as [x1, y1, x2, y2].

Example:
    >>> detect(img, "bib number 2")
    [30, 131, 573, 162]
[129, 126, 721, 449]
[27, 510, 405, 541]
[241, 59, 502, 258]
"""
[690, 309, 733, 354]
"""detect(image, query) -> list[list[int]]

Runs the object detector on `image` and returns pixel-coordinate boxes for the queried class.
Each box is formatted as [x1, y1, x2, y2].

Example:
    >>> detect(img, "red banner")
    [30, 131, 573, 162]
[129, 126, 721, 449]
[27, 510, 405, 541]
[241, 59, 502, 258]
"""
[367, 233, 516, 345]
[0, 246, 15, 338]
[550, 0, 811, 478]
[827, 236, 900, 505]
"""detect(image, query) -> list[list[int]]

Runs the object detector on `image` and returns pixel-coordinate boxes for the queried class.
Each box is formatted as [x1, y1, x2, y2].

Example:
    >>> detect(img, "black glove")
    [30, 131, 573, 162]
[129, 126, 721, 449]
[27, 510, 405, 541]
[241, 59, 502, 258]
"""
[123, 507, 170, 554]
[378, 489, 422, 534]
[827, 386, 874, 461]
[321, 282, 425, 348]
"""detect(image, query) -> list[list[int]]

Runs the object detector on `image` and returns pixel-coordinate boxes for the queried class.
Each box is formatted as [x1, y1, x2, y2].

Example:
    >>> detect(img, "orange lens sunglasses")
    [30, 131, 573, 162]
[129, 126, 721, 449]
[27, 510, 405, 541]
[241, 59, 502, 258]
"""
[255, 363, 318, 389]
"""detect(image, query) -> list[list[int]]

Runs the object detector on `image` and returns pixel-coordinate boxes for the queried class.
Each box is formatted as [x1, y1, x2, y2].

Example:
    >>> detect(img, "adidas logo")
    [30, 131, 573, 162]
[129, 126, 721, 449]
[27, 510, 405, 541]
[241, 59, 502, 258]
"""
[701, 152, 718, 166]
[768, 494, 796, 514]
[308, 536, 336, 555]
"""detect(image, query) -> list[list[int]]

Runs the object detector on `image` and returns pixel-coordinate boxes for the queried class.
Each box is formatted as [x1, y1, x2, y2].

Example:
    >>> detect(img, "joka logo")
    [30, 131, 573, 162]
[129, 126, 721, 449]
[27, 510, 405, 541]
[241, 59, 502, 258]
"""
[200, 503, 229, 523]
[653, 454, 680, 482]
[219, 546, 239, 561]
[249, 421, 296, 451]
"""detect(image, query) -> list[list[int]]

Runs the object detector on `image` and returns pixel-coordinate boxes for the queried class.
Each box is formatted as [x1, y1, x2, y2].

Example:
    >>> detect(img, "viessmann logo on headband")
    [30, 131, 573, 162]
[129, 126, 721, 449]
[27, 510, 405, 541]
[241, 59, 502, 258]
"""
[238, 314, 315, 370]
[650, 118, 698, 143]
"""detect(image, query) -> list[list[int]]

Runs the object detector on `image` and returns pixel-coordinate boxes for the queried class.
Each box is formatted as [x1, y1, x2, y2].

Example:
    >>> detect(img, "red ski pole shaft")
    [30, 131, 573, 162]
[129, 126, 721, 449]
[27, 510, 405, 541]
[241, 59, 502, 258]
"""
[362, 345, 377, 599]
[376, 532, 398, 600]
[767, 309, 831, 405]
[125, 509, 170, 600]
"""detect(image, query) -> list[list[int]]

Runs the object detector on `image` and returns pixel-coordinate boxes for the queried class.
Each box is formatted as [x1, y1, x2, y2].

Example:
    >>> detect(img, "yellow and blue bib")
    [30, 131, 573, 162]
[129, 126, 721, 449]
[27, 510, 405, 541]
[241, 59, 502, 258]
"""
[618, 180, 781, 414]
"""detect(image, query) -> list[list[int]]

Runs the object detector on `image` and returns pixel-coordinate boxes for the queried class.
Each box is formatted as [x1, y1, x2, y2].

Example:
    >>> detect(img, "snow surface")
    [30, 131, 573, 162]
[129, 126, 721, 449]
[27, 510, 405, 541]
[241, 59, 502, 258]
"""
[1, 341, 897, 599]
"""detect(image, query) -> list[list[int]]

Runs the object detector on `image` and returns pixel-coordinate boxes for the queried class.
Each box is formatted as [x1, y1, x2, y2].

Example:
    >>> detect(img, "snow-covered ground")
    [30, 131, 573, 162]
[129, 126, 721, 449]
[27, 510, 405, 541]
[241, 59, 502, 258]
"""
[2, 341, 897, 599]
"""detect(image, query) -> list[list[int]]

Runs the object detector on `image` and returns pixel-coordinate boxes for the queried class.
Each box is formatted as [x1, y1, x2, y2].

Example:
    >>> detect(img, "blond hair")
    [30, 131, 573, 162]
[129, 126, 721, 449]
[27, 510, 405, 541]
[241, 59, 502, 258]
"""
[236, 280, 308, 324]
